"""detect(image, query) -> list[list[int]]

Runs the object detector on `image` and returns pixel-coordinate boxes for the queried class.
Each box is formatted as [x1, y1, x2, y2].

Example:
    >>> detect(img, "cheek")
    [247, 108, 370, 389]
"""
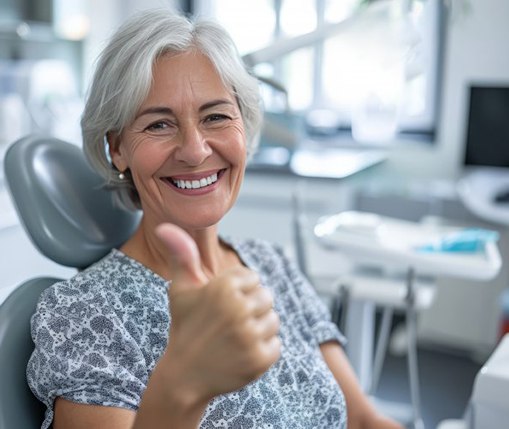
[227, 143, 247, 173]
[225, 125, 248, 164]
[124, 137, 169, 175]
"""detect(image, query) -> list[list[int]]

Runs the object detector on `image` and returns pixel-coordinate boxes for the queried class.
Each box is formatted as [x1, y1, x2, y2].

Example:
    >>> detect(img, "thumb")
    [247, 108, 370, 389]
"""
[155, 223, 208, 291]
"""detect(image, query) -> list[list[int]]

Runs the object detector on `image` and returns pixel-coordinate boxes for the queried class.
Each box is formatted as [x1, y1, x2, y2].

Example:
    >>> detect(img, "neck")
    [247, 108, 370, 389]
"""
[120, 216, 232, 281]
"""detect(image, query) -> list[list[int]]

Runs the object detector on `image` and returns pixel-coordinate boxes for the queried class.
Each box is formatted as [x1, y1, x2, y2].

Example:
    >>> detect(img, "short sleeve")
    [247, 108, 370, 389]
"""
[274, 245, 347, 347]
[27, 280, 148, 429]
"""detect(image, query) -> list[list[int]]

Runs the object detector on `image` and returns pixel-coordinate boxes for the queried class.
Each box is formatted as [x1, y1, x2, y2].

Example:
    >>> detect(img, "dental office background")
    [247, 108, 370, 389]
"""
[1, 0, 508, 362]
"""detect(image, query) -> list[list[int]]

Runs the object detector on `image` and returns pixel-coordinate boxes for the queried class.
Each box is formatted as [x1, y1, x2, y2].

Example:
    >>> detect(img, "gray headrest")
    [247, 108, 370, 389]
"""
[4, 135, 140, 269]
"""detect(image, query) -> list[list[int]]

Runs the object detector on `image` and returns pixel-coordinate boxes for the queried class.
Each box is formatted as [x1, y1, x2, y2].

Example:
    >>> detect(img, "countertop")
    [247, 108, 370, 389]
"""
[247, 137, 388, 179]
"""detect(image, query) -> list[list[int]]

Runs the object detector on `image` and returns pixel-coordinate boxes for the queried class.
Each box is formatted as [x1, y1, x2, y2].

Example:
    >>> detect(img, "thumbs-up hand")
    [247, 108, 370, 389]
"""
[156, 223, 208, 290]
[155, 223, 281, 403]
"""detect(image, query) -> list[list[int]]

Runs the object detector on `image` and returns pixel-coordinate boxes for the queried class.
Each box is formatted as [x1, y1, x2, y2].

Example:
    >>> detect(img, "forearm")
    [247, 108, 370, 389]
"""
[320, 342, 404, 429]
[133, 356, 210, 429]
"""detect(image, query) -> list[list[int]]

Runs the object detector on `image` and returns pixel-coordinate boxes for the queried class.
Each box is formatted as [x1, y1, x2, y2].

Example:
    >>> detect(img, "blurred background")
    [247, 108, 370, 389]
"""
[1, 1, 508, 428]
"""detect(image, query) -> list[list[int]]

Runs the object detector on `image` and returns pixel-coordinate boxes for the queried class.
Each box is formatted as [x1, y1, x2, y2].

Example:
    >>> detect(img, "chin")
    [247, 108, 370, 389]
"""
[175, 213, 225, 232]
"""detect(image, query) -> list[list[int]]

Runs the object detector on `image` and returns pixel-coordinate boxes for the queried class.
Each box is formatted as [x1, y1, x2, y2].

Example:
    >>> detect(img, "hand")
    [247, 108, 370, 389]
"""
[155, 224, 281, 401]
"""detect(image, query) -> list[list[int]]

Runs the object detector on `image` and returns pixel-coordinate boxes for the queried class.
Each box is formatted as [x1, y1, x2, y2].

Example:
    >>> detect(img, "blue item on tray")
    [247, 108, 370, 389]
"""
[416, 228, 499, 253]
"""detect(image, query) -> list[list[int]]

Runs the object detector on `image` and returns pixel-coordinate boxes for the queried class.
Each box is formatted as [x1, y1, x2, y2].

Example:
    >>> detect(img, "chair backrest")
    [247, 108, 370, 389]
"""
[4, 134, 140, 269]
[0, 277, 60, 429]
[1, 134, 141, 428]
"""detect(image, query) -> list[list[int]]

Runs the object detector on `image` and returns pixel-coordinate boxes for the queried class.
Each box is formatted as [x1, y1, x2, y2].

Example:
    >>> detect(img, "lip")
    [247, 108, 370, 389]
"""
[161, 168, 226, 195]
[168, 169, 223, 181]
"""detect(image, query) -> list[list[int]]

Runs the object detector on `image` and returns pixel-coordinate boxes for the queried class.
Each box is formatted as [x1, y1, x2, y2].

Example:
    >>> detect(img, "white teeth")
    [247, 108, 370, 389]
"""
[172, 171, 221, 190]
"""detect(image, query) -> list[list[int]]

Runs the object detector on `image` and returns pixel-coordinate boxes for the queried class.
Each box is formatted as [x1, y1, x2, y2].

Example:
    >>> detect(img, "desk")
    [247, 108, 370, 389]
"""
[315, 211, 501, 280]
[248, 142, 387, 179]
[314, 211, 502, 429]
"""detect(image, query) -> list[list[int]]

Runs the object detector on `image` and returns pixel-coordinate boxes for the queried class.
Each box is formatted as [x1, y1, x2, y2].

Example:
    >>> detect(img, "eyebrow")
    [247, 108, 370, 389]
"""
[135, 99, 235, 120]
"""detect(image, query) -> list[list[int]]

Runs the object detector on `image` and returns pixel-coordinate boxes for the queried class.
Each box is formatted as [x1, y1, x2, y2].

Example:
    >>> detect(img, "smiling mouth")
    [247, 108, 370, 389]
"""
[167, 169, 226, 190]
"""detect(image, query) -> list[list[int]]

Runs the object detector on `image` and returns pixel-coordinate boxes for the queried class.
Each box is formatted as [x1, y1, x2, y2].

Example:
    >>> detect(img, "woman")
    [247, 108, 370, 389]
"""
[27, 8, 403, 429]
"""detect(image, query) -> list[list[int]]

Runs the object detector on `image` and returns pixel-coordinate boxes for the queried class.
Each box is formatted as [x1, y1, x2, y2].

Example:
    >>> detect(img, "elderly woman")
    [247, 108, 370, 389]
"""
[27, 8, 403, 429]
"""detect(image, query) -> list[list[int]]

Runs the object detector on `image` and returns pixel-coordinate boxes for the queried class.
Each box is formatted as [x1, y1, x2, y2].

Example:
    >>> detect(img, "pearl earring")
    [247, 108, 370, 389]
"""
[118, 172, 126, 180]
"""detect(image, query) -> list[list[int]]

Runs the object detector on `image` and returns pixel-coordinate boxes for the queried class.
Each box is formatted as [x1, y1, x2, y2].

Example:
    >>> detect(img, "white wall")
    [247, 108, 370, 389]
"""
[0, 224, 75, 303]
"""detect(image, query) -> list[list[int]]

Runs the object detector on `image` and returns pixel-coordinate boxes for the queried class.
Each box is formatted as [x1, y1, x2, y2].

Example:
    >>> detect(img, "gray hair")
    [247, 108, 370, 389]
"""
[81, 8, 262, 211]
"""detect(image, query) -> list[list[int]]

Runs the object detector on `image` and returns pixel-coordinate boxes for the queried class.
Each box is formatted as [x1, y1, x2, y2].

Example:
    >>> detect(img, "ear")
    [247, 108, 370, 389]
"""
[107, 131, 129, 172]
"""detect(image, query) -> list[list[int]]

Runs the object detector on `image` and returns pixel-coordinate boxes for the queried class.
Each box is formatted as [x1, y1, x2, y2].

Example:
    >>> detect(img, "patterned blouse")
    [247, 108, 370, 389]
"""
[27, 237, 347, 428]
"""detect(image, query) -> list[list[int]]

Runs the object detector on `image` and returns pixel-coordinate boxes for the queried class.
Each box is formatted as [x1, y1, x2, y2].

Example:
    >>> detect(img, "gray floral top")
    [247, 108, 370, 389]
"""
[27, 238, 347, 428]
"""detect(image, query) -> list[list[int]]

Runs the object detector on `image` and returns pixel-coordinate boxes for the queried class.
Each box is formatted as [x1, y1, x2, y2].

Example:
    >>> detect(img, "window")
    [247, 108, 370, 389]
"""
[193, 0, 443, 139]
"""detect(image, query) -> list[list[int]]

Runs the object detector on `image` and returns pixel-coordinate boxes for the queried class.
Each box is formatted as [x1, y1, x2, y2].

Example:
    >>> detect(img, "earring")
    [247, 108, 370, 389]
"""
[118, 172, 126, 180]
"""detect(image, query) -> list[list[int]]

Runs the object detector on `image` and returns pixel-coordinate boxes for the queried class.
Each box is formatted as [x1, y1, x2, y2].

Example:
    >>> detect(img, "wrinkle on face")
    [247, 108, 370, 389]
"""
[110, 50, 248, 231]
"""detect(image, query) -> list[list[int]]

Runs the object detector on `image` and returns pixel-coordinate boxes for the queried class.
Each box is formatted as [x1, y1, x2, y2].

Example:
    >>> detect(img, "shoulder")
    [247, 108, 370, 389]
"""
[39, 249, 166, 301]
[32, 252, 120, 330]
[34, 250, 167, 328]
[27, 250, 171, 418]
[228, 237, 287, 264]
[225, 236, 299, 281]
[236, 237, 283, 255]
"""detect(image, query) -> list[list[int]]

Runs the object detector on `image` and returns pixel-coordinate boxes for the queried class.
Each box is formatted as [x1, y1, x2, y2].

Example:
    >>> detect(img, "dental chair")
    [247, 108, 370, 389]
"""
[0, 134, 140, 428]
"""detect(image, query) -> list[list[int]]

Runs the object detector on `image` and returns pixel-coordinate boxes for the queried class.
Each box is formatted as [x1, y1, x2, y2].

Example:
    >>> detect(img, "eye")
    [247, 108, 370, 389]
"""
[144, 121, 174, 133]
[204, 113, 230, 124]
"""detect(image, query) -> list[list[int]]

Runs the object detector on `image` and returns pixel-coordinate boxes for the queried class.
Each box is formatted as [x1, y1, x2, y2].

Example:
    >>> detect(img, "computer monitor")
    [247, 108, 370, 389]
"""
[463, 85, 509, 168]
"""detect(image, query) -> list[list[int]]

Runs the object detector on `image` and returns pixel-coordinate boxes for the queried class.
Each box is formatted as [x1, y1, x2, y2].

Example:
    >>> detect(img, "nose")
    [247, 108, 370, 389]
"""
[174, 125, 212, 166]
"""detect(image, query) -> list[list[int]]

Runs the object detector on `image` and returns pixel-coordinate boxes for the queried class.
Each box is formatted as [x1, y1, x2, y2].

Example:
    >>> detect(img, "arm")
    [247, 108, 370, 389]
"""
[53, 225, 280, 429]
[272, 245, 400, 427]
[320, 341, 404, 429]
[53, 347, 210, 429]
[54, 358, 208, 429]
[53, 356, 208, 429]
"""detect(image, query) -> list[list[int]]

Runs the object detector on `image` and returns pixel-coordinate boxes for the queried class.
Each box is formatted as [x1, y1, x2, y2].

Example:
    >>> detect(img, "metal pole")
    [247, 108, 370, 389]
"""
[405, 267, 425, 429]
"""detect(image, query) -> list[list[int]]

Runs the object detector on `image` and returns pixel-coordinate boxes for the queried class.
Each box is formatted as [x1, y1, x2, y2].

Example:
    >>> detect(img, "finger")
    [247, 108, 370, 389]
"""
[155, 223, 208, 292]
[246, 287, 274, 318]
[260, 335, 282, 366]
[223, 266, 260, 294]
[255, 309, 280, 340]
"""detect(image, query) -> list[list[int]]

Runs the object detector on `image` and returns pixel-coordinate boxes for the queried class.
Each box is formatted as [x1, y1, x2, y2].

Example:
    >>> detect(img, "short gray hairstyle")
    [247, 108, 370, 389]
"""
[81, 8, 263, 210]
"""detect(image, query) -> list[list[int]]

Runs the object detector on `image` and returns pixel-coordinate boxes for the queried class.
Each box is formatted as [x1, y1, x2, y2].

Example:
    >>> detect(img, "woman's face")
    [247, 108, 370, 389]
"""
[111, 51, 247, 231]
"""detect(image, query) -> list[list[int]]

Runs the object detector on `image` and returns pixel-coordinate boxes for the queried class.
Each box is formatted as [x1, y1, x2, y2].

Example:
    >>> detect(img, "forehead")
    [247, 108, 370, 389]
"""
[145, 50, 235, 106]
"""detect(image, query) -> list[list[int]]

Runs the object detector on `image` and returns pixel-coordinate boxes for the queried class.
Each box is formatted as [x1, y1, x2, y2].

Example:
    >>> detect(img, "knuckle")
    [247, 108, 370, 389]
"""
[259, 287, 273, 306]
[248, 344, 270, 372]
[257, 338, 281, 371]
[269, 311, 280, 333]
